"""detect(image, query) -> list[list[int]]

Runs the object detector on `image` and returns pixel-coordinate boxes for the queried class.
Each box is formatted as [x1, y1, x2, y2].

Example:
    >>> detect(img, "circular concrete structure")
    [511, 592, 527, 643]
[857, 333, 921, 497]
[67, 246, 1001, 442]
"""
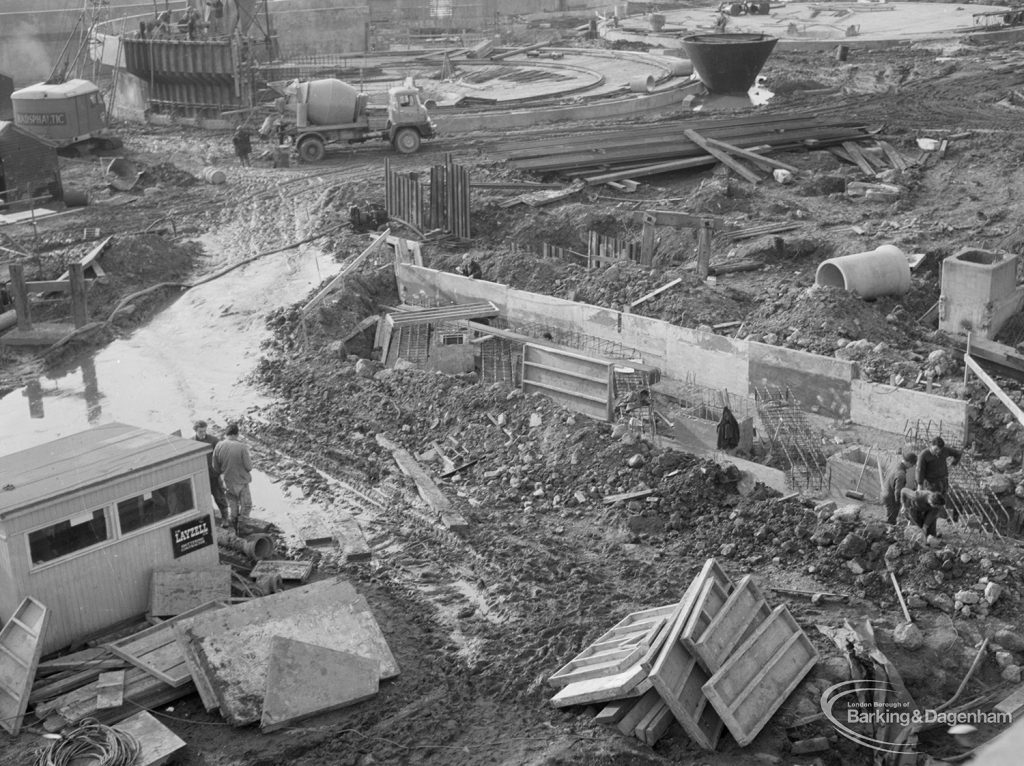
[606, 2, 1020, 47]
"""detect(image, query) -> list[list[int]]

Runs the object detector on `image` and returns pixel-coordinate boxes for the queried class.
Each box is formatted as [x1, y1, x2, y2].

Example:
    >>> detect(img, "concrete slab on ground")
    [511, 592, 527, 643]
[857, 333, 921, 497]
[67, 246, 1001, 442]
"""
[174, 579, 398, 726]
[260, 637, 379, 732]
[113, 710, 186, 766]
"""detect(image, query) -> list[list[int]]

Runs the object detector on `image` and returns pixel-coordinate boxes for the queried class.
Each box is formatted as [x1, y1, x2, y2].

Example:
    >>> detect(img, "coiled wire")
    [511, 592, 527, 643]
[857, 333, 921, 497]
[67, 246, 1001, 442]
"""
[32, 718, 141, 766]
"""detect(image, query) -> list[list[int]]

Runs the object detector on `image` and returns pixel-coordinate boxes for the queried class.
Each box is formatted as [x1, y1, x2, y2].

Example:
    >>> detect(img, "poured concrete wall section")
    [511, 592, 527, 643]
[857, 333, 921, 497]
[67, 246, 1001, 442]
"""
[939, 249, 1023, 339]
[395, 265, 968, 435]
[748, 342, 855, 419]
[850, 379, 968, 444]
[112, 72, 150, 123]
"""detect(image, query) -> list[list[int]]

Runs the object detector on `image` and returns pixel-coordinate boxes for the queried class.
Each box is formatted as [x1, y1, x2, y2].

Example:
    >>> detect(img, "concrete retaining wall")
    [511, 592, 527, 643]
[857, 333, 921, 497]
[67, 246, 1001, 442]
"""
[394, 264, 969, 437]
[850, 379, 969, 443]
[749, 342, 856, 419]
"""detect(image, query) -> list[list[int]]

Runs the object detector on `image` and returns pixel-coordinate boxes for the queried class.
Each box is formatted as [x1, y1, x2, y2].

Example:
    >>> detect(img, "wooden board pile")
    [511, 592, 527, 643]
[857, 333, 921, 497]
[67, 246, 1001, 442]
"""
[547, 559, 818, 749]
[16, 567, 396, 738]
[491, 110, 873, 184]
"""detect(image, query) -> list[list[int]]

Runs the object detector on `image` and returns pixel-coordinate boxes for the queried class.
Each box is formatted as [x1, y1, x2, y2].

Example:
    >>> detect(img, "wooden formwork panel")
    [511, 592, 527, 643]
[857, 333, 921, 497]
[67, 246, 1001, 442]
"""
[0, 597, 48, 735]
[678, 575, 733, 657]
[648, 559, 731, 751]
[548, 603, 676, 688]
[522, 343, 611, 422]
[702, 605, 818, 747]
[691, 574, 772, 673]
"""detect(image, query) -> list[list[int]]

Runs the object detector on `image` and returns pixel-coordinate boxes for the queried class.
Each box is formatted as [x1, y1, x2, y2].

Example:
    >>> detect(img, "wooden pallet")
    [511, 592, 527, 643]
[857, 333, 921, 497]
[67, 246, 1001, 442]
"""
[107, 601, 226, 687]
[702, 605, 818, 747]
[690, 575, 772, 673]
[647, 558, 731, 751]
[0, 597, 49, 735]
[548, 603, 676, 688]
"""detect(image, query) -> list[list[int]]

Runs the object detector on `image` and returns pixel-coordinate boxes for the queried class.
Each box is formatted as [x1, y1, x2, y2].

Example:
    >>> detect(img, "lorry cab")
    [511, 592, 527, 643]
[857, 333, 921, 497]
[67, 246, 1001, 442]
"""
[386, 86, 435, 154]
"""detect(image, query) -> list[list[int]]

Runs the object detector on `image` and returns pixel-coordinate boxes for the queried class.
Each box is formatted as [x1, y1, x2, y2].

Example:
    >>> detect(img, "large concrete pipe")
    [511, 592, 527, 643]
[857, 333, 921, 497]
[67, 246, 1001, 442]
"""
[815, 245, 910, 298]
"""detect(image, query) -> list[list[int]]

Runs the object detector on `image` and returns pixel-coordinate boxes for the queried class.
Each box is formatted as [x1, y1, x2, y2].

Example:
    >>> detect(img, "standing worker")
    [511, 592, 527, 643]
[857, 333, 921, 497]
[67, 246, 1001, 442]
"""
[917, 436, 962, 495]
[232, 127, 252, 167]
[883, 451, 917, 525]
[193, 420, 229, 524]
[212, 422, 253, 530]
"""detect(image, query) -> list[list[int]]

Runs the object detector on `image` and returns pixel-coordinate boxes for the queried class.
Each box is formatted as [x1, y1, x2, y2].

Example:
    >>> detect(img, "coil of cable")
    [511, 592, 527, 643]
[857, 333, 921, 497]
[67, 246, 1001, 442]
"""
[32, 718, 141, 766]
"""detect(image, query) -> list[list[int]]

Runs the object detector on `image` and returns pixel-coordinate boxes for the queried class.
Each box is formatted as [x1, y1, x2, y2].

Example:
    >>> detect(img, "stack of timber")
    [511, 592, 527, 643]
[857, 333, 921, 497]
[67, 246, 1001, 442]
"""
[548, 559, 818, 749]
[491, 111, 874, 183]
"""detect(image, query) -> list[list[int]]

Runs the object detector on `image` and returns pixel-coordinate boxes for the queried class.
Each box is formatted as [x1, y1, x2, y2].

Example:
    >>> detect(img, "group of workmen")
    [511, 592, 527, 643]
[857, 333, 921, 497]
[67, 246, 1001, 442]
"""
[882, 436, 963, 538]
[193, 420, 254, 530]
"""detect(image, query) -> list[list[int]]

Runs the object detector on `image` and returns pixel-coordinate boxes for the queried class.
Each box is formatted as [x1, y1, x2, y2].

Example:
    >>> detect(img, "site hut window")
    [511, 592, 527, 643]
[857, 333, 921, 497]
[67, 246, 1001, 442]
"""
[28, 507, 109, 566]
[117, 478, 195, 535]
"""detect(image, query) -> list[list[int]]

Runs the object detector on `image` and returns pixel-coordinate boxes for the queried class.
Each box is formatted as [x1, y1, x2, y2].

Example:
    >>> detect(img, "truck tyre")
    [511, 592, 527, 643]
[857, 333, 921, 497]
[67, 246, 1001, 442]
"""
[393, 127, 421, 154]
[297, 136, 325, 163]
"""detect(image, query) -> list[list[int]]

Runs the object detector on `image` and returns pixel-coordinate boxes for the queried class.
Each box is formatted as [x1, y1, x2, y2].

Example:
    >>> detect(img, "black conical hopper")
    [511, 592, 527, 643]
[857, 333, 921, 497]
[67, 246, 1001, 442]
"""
[681, 33, 778, 94]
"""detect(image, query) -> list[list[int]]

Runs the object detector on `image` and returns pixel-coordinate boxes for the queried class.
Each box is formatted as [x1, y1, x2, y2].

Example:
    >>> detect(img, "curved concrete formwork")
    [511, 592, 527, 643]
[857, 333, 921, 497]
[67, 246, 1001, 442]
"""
[605, 1, 1023, 49]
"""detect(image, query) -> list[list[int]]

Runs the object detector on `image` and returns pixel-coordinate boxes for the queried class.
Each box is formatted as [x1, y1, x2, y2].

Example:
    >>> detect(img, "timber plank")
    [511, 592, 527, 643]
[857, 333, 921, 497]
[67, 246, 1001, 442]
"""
[841, 142, 878, 175]
[375, 434, 469, 533]
[691, 575, 772, 672]
[702, 605, 818, 746]
[616, 688, 662, 736]
[249, 560, 314, 583]
[994, 683, 1024, 720]
[648, 559, 731, 751]
[0, 597, 49, 735]
[594, 697, 636, 726]
[550, 665, 650, 708]
[96, 670, 126, 709]
[108, 601, 225, 687]
[684, 129, 763, 184]
[149, 565, 232, 617]
[635, 697, 675, 746]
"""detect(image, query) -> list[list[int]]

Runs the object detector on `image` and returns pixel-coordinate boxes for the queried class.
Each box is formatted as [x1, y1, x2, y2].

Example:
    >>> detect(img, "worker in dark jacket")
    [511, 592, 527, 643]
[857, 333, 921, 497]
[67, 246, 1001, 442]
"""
[917, 436, 962, 495]
[193, 420, 229, 522]
[232, 127, 252, 167]
[883, 451, 917, 525]
[900, 488, 946, 538]
[459, 254, 482, 279]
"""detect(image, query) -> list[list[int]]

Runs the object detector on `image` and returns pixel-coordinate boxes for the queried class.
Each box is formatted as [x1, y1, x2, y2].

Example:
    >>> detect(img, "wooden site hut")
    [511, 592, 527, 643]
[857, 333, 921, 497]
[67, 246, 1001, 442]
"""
[0, 121, 63, 212]
[0, 422, 218, 654]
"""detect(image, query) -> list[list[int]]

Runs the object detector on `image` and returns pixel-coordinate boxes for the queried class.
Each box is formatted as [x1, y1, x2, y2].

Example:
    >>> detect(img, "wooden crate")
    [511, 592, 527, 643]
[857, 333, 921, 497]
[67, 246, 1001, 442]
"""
[702, 605, 818, 747]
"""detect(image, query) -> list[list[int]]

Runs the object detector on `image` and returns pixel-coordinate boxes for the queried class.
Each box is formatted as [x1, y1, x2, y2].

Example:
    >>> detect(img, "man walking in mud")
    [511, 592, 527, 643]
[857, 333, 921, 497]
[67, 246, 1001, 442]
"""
[212, 422, 253, 530]
[193, 420, 229, 524]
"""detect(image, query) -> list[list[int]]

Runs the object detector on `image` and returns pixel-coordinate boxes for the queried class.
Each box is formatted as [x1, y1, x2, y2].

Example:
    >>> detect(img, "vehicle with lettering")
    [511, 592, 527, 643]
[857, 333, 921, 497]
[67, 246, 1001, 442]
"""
[11, 79, 122, 155]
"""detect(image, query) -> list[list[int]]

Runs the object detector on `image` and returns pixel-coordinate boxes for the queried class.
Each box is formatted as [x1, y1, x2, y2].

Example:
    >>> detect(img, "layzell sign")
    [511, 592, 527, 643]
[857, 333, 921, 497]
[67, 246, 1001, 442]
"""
[171, 514, 214, 558]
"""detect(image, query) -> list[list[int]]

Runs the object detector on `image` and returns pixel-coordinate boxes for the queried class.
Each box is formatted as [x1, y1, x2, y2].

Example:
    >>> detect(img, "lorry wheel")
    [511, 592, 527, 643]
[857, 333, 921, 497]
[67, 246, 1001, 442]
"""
[297, 136, 325, 163]
[393, 128, 421, 154]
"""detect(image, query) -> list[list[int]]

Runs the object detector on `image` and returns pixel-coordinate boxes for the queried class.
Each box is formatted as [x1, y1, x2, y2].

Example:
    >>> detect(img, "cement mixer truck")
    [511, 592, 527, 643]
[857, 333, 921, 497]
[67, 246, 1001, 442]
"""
[264, 79, 435, 162]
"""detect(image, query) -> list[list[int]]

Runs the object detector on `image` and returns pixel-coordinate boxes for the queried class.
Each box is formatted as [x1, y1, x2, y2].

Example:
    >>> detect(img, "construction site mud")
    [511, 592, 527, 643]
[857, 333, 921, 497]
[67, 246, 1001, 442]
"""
[5, 31, 1024, 766]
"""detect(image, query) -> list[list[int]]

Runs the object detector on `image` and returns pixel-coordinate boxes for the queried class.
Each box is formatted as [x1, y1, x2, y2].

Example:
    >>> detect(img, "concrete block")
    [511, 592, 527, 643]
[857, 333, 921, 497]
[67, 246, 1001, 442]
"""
[940, 249, 1021, 338]
[260, 637, 379, 733]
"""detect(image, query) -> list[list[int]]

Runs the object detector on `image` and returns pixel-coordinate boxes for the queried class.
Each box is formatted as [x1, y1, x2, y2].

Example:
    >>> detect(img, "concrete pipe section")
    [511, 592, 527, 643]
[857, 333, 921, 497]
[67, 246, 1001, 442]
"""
[815, 245, 910, 298]
[682, 33, 779, 94]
